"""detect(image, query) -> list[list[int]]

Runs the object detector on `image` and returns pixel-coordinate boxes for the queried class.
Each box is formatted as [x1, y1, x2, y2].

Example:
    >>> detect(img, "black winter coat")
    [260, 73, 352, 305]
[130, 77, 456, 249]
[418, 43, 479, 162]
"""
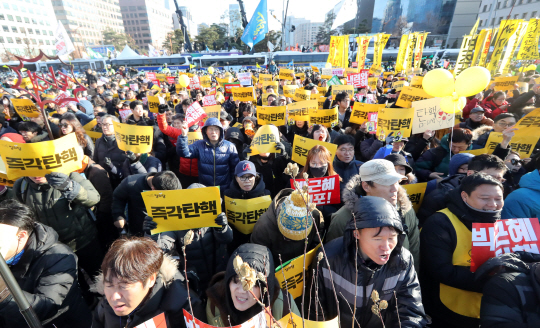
[82, 133, 95, 158]
[93, 134, 127, 169]
[417, 174, 465, 227]
[249, 154, 291, 198]
[0, 223, 91, 328]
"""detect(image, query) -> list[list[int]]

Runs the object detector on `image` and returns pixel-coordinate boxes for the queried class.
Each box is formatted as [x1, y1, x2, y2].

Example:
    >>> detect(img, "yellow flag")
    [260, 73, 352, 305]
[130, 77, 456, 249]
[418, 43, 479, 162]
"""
[288, 100, 317, 122]
[256, 62, 261, 69]
[225, 196, 272, 234]
[0, 133, 83, 179]
[113, 121, 154, 153]
[402, 182, 428, 213]
[291, 135, 337, 166]
[373, 33, 391, 67]
[517, 18, 540, 60]
[413, 32, 429, 69]
[403, 33, 417, 70]
[355, 36, 372, 69]
[327, 35, 349, 68]
[377, 107, 415, 139]
[454, 35, 478, 76]
[478, 28, 495, 67]
[275, 245, 321, 299]
[487, 19, 521, 74]
[11, 98, 41, 118]
[501, 21, 528, 74]
[395, 34, 409, 72]
[257, 106, 286, 126]
[471, 29, 488, 66]
[142, 187, 221, 234]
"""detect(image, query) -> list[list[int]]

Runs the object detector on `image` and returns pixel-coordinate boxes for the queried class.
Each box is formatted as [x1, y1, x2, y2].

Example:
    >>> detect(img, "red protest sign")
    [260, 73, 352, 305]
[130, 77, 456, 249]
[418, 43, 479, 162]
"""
[119, 109, 133, 122]
[208, 87, 217, 95]
[347, 69, 369, 88]
[185, 101, 207, 127]
[183, 309, 265, 328]
[135, 312, 166, 328]
[146, 72, 156, 80]
[202, 95, 217, 107]
[166, 77, 175, 84]
[188, 76, 200, 90]
[352, 62, 358, 68]
[471, 218, 540, 272]
[290, 175, 340, 205]
[224, 83, 241, 94]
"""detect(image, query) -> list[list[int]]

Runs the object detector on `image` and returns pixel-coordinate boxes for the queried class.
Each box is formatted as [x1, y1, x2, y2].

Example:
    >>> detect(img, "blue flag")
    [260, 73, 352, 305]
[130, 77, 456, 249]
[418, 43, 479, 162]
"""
[287, 60, 294, 67]
[241, 0, 268, 49]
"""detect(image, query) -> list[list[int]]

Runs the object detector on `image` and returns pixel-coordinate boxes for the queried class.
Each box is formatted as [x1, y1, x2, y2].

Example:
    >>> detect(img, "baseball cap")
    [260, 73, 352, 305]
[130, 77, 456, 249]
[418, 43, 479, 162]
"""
[470, 106, 485, 114]
[235, 160, 257, 177]
[359, 159, 406, 186]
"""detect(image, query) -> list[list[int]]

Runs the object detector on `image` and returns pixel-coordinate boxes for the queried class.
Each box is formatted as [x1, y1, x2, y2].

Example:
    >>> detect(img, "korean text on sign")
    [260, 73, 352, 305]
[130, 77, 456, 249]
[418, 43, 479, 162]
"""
[290, 175, 341, 205]
[142, 187, 221, 234]
[275, 245, 321, 299]
[346, 70, 369, 88]
[113, 122, 153, 154]
[471, 218, 540, 272]
[224, 196, 272, 234]
[185, 101, 207, 127]
[291, 135, 337, 166]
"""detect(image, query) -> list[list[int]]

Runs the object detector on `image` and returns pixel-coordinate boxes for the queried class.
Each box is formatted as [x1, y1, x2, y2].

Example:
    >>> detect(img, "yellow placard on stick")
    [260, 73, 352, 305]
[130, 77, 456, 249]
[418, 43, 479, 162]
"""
[142, 187, 221, 234]
[86, 130, 103, 144]
[288, 100, 317, 122]
[113, 121, 154, 153]
[396, 86, 433, 108]
[410, 76, 423, 89]
[224, 196, 272, 234]
[377, 107, 415, 139]
[309, 108, 338, 128]
[275, 245, 321, 299]
[291, 135, 337, 166]
[283, 85, 298, 98]
[402, 182, 428, 213]
[202, 105, 221, 123]
[494, 76, 519, 91]
[515, 108, 540, 133]
[293, 88, 311, 102]
[331, 85, 354, 100]
[232, 87, 256, 102]
[259, 74, 273, 82]
[262, 81, 279, 91]
[187, 131, 203, 145]
[11, 98, 41, 118]
[257, 106, 286, 126]
[349, 103, 385, 125]
[485, 131, 539, 158]
[148, 96, 160, 113]
[83, 119, 97, 131]
[368, 77, 378, 89]
[0, 133, 83, 179]
[279, 68, 295, 81]
[200, 75, 212, 88]
[250, 124, 280, 155]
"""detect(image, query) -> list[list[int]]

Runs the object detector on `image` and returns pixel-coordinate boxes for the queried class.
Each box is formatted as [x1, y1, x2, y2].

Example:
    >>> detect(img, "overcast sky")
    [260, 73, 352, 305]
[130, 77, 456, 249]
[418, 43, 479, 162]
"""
[180, 0, 340, 30]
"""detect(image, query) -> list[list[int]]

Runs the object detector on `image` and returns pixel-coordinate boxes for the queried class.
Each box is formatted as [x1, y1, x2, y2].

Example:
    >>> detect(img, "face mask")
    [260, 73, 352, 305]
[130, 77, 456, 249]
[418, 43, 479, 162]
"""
[310, 165, 328, 178]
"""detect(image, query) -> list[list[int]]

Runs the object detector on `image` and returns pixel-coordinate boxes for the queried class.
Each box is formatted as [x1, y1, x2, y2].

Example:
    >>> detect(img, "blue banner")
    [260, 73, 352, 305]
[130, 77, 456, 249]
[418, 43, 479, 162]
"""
[240, 0, 268, 49]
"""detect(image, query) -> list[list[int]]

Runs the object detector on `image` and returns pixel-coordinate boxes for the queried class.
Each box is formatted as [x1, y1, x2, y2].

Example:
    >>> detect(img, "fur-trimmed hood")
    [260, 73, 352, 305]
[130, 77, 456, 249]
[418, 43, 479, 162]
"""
[342, 174, 412, 214]
[91, 254, 180, 295]
[472, 125, 493, 142]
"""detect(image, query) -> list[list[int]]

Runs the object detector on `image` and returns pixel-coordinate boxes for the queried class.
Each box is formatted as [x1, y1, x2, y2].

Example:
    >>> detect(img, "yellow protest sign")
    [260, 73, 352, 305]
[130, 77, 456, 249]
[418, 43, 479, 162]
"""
[187, 131, 203, 145]
[402, 182, 428, 213]
[460, 148, 489, 156]
[327, 35, 349, 68]
[155, 73, 166, 82]
[231, 87, 256, 102]
[275, 244, 321, 299]
[250, 124, 280, 155]
[471, 29, 488, 66]
[86, 130, 103, 144]
[494, 76, 519, 91]
[216, 77, 230, 85]
[257, 106, 286, 126]
[485, 131, 539, 158]
[369, 65, 383, 76]
[0, 172, 16, 187]
[278, 312, 338, 328]
[309, 108, 338, 128]
[478, 28, 495, 67]
[373, 33, 391, 67]
[175, 84, 185, 93]
[259, 74, 273, 82]
[317, 86, 328, 95]
[454, 35, 477, 76]
[296, 72, 305, 79]
[368, 77, 378, 89]
[317, 96, 326, 109]
[0, 133, 83, 179]
[515, 108, 540, 133]
[148, 96, 160, 113]
[283, 85, 298, 98]
[83, 119, 97, 131]
[288, 100, 317, 122]
[200, 75, 212, 88]
[516, 82, 529, 94]
[396, 86, 433, 108]
[404, 33, 417, 70]
[487, 19, 521, 74]
[262, 81, 279, 91]
[11, 98, 41, 118]
[225, 196, 271, 234]
[142, 187, 221, 234]
[151, 85, 161, 92]
[410, 76, 423, 89]
[311, 66, 320, 72]
[331, 85, 354, 100]
[377, 107, 414, 139]
[291, 135, 337, 166]
[202, 105, 221, 123]
[349, 103, 385, 125]
[293, 88, 311, 102]
[113, 121, 153, 153]
[393, 80, 409, 92]
[517, 18, 540, 60]
[279, 68, 295, 81]
[343, 68, 359, 77]
[501, 21, 528, 74]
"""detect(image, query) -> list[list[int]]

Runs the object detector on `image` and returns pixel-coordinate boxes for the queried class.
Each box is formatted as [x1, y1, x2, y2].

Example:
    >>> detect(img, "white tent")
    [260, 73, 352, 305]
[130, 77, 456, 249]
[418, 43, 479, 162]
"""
[116, 45, 142, 59]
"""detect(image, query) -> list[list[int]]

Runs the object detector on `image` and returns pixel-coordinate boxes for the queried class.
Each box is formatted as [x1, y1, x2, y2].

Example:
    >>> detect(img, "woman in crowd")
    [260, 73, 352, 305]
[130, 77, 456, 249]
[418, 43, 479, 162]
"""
[280, 119, 309, 144]
[59, 113, 94, 157]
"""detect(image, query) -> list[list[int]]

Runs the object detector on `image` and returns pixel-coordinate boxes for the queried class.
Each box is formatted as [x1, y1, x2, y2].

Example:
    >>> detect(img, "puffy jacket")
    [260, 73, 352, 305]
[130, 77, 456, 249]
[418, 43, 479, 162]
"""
[93, 134, 127, 169]
[479, 252, 540, 328]
[417, 174, 464, 226]
[462, 97, 480, 118]
[0, 223, 91, 328]
[326, 174, 421, 271]
[360, 136, 383, 162]
[332, 156, 363, 190]
[82, 133, 95, 158]
[312, 206, 427, 328]
[75, 100, 95, 126]
[420, 187, 501, 328]
[416, 134, 472, 181]
[13, 173, 99, 252]
[121, 154, 162, 177]
[502, 170, 540, 219]
[481, 97, 505, 118]
[92, 255, 205, 328]
[125, 114, 155, 126]
[176, 117, 239, 191]
[456, 117, 494, 131]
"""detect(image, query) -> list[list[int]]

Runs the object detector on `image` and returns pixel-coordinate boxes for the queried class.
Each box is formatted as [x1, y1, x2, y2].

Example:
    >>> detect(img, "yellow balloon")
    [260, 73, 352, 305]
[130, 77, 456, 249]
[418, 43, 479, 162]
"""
[325, 62, 332, 69]
[178, 75, 190, 88]
[422, 69, 455, 98]
[454, 66, 491, 97]
[526, 64, 537, 71]
[207, 67, 215, 75]
[440, 96, 467, 114]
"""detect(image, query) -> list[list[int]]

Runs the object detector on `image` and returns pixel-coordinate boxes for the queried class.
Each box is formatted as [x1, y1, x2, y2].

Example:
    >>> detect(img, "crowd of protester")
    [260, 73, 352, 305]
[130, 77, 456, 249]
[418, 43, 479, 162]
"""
[0, 62, 539, 328]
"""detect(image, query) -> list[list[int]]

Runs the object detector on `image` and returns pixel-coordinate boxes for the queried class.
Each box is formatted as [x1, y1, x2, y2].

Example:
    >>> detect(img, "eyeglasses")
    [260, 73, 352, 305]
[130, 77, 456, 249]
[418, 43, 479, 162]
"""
[510, 159, 524, 165]
[102, 123, 114, 127]
[338, 147, 354, 153]
[238, 175, 255, 182]
[496, 122, 514, 128]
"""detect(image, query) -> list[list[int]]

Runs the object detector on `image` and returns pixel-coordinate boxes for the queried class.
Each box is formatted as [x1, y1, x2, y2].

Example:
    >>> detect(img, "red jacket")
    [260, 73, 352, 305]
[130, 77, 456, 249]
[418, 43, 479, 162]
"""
[156, 114, 198, 177]
[462, 97, 480, 119]
[481, 98, 508, 119]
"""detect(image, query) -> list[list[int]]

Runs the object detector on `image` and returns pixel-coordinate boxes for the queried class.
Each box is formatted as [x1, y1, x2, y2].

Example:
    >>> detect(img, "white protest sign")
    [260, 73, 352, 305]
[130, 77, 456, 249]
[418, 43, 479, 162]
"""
[411, 98, 455, 134]
[238, 72, 252, 86]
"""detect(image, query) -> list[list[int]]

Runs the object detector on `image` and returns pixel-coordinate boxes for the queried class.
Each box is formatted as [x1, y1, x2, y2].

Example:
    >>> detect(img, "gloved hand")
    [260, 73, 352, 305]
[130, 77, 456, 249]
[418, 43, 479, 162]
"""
[242, 146, 252, 160]
[158, 104, 168, 114]
[103, 157, 118, 175]
[45, 172, 71, 191]
[143, 215, 158, 231]
[385, 132, 395, 145]
[214, 212, 228, 228]
[126, 151, 138, 164]
[275, 142, 286, 154]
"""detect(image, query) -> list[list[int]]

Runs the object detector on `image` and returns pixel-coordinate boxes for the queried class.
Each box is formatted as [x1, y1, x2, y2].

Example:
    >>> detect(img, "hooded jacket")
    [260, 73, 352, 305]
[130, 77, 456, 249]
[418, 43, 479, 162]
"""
[332, 156, 363, 188]
[0, 223, 91, 328]
[250, 189, 324, 265]
[91, 255, 205, 328]
[420, 187, 501, 328]
[502, 170, 540, 220]
[176, 117, 239, 192]
[313, 197, 427, 328]
[326, 174, 420, 271]
[13, 173, 99, 252]
[75, 100, 95, 126]
[478, 252, 540, 328]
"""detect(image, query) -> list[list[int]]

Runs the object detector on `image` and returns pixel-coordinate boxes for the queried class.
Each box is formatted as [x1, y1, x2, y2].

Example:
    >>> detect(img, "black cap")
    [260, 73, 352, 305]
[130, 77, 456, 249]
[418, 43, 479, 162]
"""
[384, 153, 412, 175]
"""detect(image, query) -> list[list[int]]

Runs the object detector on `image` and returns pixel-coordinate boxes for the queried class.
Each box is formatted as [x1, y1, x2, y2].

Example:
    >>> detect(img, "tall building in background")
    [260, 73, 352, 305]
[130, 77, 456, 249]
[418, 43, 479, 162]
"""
[284, 17, 308, 48]
[0, 0, 58, 58]
[52, 0, 124, 57]
[294, 22, 323, 49]
[119, 0, 174, 52]
[228, 3, 241, 36]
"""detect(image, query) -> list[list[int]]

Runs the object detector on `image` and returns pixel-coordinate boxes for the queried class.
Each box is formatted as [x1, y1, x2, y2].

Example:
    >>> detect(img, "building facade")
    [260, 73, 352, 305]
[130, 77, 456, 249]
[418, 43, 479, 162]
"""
[228, 3, 242, 37]
[294, 22, 323, 49]
[52, 0, 124, 58]
[0, 0, 58, 59]
[477, 0, 539, 29]
[119, 0, 174, 53]
[283, 16, 308, 49]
